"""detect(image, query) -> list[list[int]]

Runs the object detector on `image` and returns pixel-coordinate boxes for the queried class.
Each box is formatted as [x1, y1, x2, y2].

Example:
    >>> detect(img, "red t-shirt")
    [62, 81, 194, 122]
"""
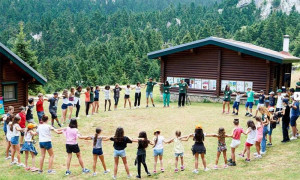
[85, 92, 90, 102]
[19, 112, 26, 128]
[233, 127, 244, 140]
[36, 99, 44, 112]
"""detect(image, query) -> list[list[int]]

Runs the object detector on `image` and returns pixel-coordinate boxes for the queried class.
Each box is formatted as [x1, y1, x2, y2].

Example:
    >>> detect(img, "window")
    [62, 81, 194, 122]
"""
[2, 82, 17, 102]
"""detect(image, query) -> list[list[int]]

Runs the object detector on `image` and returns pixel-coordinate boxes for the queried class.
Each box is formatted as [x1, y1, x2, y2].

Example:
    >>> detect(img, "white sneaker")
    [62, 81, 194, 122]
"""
[5, 156, 11, 160]
[10, 161, 17, 165]
[87, 115, 90, 117]
[204, 168, 210, 172]
[76, 117, 80, 120]
[192, 169, 199, 174]
[296, 133, 300, 137]
[253, 152, 258, 156]
[112, 175, 117, 180]
[255, 155, 262, 159]
[92, 172, 97, 176]
[138, 106, 140, 108]
[17, 163, 25, 167]
[127, 174, 132, 178]
[290, 136, 297, 140]
[104, 169, 110, 174]
[260, 151, 266, 155]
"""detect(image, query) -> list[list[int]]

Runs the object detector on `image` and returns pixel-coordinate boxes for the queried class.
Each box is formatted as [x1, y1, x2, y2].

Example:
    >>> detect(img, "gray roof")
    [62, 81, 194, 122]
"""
[0, 42, 47, 85]
[148, 36, 300, 64]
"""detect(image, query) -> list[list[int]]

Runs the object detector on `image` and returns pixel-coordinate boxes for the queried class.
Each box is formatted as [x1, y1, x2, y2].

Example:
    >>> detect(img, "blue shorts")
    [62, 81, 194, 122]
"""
[93, 148, 103, 156]
[11, 136, 19, 145]
[245, 102, 253, 109]
[39, 141, 53, 150]
[153, 149, 163, 156]
[37, 111, 44, 120]
[114, 149, 126, 157]
[146, 92, 153, 99]
[61, 104, 68, 110]
[290, 116, 298, 127]
[233, 101, 240, 110]
[174, 153, 184, 157]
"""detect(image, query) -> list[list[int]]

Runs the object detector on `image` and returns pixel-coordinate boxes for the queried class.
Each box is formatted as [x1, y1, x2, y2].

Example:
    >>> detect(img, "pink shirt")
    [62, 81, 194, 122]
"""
[233, 127, 243, 140]
[256, 123, 263, 137]
[63, 127, 79, 145]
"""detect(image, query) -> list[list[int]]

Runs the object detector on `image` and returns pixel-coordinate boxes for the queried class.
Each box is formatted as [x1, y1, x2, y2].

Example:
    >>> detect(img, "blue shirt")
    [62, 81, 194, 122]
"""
[94, 90, 99, 99]
[269, 96, 276, 106]
[258, 94, 265, 104]
[291, 101, 299, 117]
[3, 113, 11, 133]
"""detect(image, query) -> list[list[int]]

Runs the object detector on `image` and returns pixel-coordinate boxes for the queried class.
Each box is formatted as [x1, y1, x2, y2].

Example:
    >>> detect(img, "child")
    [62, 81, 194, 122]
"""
[3, 106, 14, 159]
[37, 115, 61, 174]
[206, 128, 231, 169]
[134, 82, 142, 108]
[20, 123, 39, 171]
[165, 130, 190, 172]
[94, 85, 100, 113]
[254, 90, 265, 118]
[85, 86, 91, 117]
[18, 106, 27, 145]
[222, 85, 232, 114]
[48, 92, 61, 127]
[124, 85, 132, 109]
[36, 93, 46, 122]
[61, 119, 90, 176]
[232, 91, 241, 115]
[275, 89, 284, 123]
[110, 127, 134, 179]
[239, 120, 257, 162]
[153, 130, 167, 173]
[135, 131, 152, 178]
[103, 86, 112, 111]
[113, 84, 122, 110]
[244, 88, 255, 117]
[267, 107, 279, 146]
[74, 86, 82, 119]
[26, 98, 35, 123]
[258, 106, 270, 155]
[163, 81, 172, 108]
[254, 117, 263, 159]
[61, 89, 69, 125]
[90, 86, 95, 115]
[228, 119, 244, 166]
[84, 127, 110, 176]
[190, 124, 209, 173]
[68, 87, 75, 120]
[268, 91, 276, 109]
[10, 115, 25, 167]
[5, 115, 13, 160]
[279, 99, 290, 142]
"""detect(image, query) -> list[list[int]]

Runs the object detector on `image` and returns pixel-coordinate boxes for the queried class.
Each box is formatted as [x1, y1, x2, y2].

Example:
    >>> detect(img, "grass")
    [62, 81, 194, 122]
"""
[1, 88, 300, 180]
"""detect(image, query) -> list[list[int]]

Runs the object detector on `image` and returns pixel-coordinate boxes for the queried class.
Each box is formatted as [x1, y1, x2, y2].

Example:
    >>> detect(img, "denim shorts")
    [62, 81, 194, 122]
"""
[93, 148, 103, 156]
[174, 152, 184, 157]
[114, 149, 126, 157]
[233, 101, 240, 110]
[37, 111, 44, 120]
[11, 136, 19, 145]
[146, 92, 153, 99]
[290, 116, 298, 127]
[245, 102, 253, 109]
[39, 141, 52, 150]
[153, 149, 163, 156]
[61, 104, 68, 110]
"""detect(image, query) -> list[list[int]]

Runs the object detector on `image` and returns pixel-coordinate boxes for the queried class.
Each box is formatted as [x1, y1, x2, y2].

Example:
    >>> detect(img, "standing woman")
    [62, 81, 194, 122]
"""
[68, 87, 75, 120]
[85, 87, 91, 117]
[174, 79, 188, 107]
[113, 84, 122, 110]
[134, 82, 142, 109]
[163, 81, 171, 108]
[90, 86, 95, 115]
[222, 85, 232, 114]
[74, 86, 82, 119]
[124, 85, 132, 109]
[61, 89, 69, 125]
[94, 86, 100, 114]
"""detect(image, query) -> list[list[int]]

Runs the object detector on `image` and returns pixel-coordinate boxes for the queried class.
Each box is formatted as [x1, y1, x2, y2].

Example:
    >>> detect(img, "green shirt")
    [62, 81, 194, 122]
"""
[223, 90, 232, 101]
[146, 82, 157, 92]
[90, 91, 94, 102]
[296, 82, 300, 92]
[178, 82, 187, 94]
[163, 85, 171, 94]
[246, 91, 254, 102]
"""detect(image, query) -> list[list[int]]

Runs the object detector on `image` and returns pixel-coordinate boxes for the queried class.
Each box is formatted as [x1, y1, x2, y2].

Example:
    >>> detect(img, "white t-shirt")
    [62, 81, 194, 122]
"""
[6, 123, 13, 140]
[125, 88, 131, 95]
[37, 124, 54, 142]
[246, 128, 257, 144]
[25, 131, 33, 142]
[276, 95, 283, 108]
[135, 86, 141, 93]
[235, 94, 241, 102]
[62, 98, 69, 105]
[103, 89, 110, 100]
[153, 135, 164, 150]
[12, 124, 21, 137]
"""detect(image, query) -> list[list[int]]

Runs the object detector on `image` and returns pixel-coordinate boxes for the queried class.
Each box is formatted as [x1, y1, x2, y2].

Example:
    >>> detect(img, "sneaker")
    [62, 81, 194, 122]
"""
[290, 136, 297, 140]
[232, 112, 235, 114]
[161, 168, 165, 173]
[82, 168, 90, 174]
[296, 133, 300, 137]
[112, 175, 117, 180]
[235, 113, 238, 115]
[147, 173, 151, 176]
[245, 112, 249, 116]
[174, 168, 179, 173]
[58, 123, 62, 127]
[25, 167, 31, 171]
[5, 156, 11, 160]
[104, 169, 110, 174]
[238, 153, 244, 158]
[30, 167, 39, 172]
[255, 155, 262, 159]
[10, 161, 17, 165]
[146, 105, 149, 108]
[153, 104, 155, 107]
[181, 166, 185, 171]
[245, 159, 251, 162]
[260, 151, 266, 155]
[138, 106, 140, 108]
[224, 164, 228, 169]
[226, 112, 229, 114]
[136, 175, 141, 179]
[228, 158, 232, 163]
[127, 174, 132, 178]
[38, 170, 43, 174]
[65, 170, 71, 176]
[247, 114, 253, 117]
[267, 143, 272, 146]
[253, 152, 258, 156]
[228, 162, 236, 166]
[204, 168, 210, 172]
[253, 116, 256, 118]
[87, 115, 90, 117]
[47, 170, 56, 174]
[17, 163, 25, 167]
[192, 169, 199, 174]
[213, 165, 218, 170]
[92, 172, 97, 176]
[153, 170, 157, 174]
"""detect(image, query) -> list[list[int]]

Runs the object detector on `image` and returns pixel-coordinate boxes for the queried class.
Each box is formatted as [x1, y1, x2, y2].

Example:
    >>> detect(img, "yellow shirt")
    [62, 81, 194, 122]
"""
[174, 138, 184, 153]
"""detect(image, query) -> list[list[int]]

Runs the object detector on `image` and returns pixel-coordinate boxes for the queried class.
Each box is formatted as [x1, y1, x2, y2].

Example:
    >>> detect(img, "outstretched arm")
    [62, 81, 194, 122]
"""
[179, 135, 191, 141]
[164, 138, 174, 144]
[205, 134, 218, 138]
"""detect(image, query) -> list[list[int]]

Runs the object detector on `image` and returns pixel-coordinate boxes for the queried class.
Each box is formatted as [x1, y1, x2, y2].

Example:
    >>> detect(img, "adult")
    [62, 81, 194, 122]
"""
[74, 86, 82, 119]
[295, 78, 300, 92]
[145, 78, 159, 108]
[134, 82, 142, 108]
[177, 79, 188, 107]
[162, 81, 172, 108]
[113, 84, 122, 110]
[290, 96, 299, 140]
[245, 88, 254, 117]
[222, 85, 232, 114]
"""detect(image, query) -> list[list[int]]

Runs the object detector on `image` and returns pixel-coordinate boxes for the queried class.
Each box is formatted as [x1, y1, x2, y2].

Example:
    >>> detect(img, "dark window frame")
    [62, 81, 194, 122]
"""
[2, 82, 18, 102]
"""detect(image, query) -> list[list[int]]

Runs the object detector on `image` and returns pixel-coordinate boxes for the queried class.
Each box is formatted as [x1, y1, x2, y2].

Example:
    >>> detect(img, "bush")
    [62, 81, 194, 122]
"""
[272, 0, 281, 8]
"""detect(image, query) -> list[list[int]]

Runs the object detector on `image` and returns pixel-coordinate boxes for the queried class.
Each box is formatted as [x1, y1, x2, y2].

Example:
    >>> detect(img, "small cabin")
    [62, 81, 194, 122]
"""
[0, 42, 47, 113]
[148, 36, 300, 102]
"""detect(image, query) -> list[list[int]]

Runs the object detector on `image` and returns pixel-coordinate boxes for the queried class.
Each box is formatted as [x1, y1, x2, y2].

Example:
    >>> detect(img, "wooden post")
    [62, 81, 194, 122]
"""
[266, 61, 270, 93]
[279, 64, 284, 88]
[216, 49, 222, 97]
[160, 57, 165, 93]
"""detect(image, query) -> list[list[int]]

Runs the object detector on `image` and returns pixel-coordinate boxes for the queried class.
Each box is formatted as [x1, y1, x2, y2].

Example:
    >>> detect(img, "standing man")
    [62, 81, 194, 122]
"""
[48, 92, 61, 128]
[174, 79, 188, 107]
[290, 96, 299, 140]
[146, 78, 160, 108]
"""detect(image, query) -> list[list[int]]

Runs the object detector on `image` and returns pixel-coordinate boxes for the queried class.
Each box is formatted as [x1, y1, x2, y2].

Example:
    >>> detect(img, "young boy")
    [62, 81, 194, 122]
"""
[18, 106, 27, 145]
[232, 91, 241, 115]
[253, 90, 265, 118]
[275, 89, 284, 124]
[245, 88, 255, 117]
[48, 92, 61, 128]
[267, 107, 279, 146]
[228, 119, 244, 166]
[26, 98, 35, 123]
[36, 93, 45, 122]
[267, 92, 276, 109]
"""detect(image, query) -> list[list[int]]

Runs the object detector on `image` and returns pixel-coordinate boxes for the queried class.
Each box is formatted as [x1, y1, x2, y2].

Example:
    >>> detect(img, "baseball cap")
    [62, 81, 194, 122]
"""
[268, 107, 275, 112]
[277, 89, 282, 93]
[27, 123, 37, 129]
[269, 91, 275, 95]
[260, 90, 264, 92]
[195, 124, 202, 129]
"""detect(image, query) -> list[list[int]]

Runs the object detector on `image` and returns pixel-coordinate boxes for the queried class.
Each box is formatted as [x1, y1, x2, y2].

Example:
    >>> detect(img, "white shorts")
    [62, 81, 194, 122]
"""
[257, 103, 265, 110]
[230, 139, 241, 148]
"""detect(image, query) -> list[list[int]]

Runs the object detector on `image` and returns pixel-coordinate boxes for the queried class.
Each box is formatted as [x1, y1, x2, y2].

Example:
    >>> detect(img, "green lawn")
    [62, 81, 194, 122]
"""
[1, 87, 300, 180]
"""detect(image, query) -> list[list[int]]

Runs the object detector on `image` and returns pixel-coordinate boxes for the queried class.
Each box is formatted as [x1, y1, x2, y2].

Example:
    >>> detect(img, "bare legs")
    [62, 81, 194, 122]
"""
[113, 156, 130, 177]
[39, 148, 54, 171]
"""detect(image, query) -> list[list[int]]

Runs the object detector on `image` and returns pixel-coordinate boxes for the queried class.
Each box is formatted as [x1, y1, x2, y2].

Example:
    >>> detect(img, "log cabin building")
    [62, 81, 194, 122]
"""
[148, 36, 300, 102]
[0, 42, 47, 113]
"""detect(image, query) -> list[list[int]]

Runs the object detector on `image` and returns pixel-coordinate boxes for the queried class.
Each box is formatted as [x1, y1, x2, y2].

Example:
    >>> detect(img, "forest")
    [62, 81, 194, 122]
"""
[0, 0, 299, 93]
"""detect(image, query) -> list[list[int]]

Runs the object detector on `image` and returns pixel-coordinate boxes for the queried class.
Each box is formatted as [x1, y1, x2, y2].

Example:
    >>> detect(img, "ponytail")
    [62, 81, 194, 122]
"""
[93, 133, 98, 146]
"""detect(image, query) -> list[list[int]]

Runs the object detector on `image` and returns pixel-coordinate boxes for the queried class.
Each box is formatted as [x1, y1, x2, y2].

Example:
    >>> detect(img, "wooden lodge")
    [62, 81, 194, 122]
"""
[148, 36, 300, 100]
[0, 42, 47, 113]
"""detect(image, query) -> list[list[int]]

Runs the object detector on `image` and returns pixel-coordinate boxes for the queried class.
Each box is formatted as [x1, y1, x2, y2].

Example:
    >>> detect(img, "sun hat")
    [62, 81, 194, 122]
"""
[195, 124, 202, 129]
[27, 123, 37, 129]
[153, 129, 160, 135]
[277, 89, 282, 93]
[268, 107, 275, 112]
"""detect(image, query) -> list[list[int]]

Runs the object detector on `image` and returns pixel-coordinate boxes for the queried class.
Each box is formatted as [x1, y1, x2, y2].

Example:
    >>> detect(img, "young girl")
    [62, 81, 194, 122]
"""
[135, 131, 152, 179]
[61, 89, 69, 125]
[228, 119, 244, 166]
[113, 84, 122, 110]
[74, 86, 82, 119]
[124, 85, 132, 109]
[61, 119, 90, 176]
[254, 117, 263, 159]
[232, 91, 241, 115]
[94, 85, 100, 113]
[90, 86, 95, 115]
[103, 86, 112, 111]
[37, 115, 61, 174]
[163, 81, 172, 108]
[68, 87, 75, 120]
[85, 87, 91, 117]
[239, 120, 257, 162]
[20, 123, 39, 171]
[190, 124, 209, 173]
[153, 130, 167, 173]
[222, 85, 232, 114]
[207, 128, 231, 169]
[84, 127, 110, 176]
[258, 106, 270, 155]
[134, 82, 142, 108]
[165, 130, 190, 172]
[110, 127, 135, 179]
[5, 115, 13, 160]
[10, 115, 25, 167]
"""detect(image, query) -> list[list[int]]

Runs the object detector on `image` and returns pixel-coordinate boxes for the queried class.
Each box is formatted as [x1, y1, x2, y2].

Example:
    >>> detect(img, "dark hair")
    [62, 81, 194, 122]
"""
[233, 119, 239, 125]
[5, 114, 14, 125]
[218, 127, 225, 142]
[153, 131, 161, 148]
[10, 115, 21, 132]
[137, 82, 140, 86]
[175, 130, 181, 137]
[290, 88, 295, 93]
[53, 92, 58, 96]
[165, 81, 170, 86]
[255, 117, 262, 122]
[225, 85, 230, 91]
[247, 120, 256, 130]
[90, 86, 94, 92]
[194, 128, 204, 142]
[127, 85, 130, 88]
[86, 86, 91, 91]
[42, 115, 49, 122]
[93, 127, 102, 147]
[96, 85, 99, 89]
[77, 86, 82, 91]
[28, 98, 34, 104]
[114, 127, 124, 142]
[69, 118, 78, 128]
[105, 85, 110, 90]
[138, 131, 149, 149]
